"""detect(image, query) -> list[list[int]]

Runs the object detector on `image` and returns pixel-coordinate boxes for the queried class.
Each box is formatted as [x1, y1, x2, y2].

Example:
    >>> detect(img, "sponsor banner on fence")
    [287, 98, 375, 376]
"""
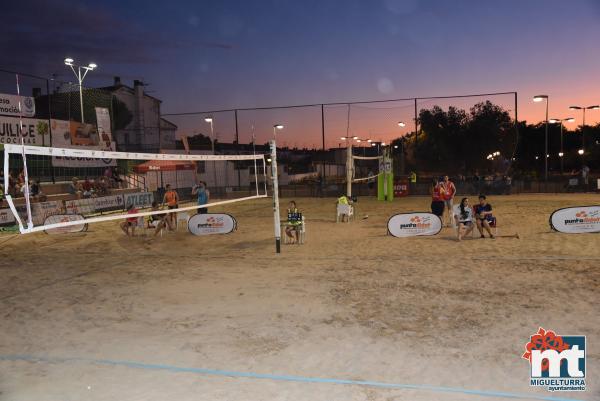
[387, 212, 442, 237]
[44, 214, 87, 234]
[188, 213, 237, 236]
[123, 192, 154, 208]
[0, 93, 35, 117]
[0, 116, 49, 145]
[550, 205, 600, 234]
[393, 178, 409, 197]
[5, 201, 63, 226]
[0, 208, 15, 225]
[64, 192, 153, 215]
[51, 119, 116, 167]
[65, 194, 124, 215]
[95, 107, 113, 146]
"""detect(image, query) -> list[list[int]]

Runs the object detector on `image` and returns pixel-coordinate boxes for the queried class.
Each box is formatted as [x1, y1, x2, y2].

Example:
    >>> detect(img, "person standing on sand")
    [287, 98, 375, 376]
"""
[162, 184, 179, 227]
[192, 181, 210, 214]
[442, 175, 456, 227]
[430, 178, 445, 219]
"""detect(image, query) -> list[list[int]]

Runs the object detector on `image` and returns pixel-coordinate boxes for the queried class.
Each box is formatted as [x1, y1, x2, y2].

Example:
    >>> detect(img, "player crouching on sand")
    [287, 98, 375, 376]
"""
[147, 201, 174, 236]
[454, 197, 474, 241]
[120, 204, 139, 237]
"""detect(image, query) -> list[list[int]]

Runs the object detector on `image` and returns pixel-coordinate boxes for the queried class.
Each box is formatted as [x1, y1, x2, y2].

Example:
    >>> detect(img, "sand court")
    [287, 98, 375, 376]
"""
[1, 194, 598, 401]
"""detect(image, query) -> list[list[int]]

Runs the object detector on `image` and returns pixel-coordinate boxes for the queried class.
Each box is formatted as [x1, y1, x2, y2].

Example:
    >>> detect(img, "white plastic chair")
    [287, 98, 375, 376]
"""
[176, 212, 190, 230]
[282, 216, 305, 244]
[336, 204, 354, 223]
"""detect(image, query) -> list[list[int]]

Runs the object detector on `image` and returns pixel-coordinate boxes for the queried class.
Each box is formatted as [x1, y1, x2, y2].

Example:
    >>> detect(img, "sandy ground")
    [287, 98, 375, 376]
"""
[0, 193, 599, 401]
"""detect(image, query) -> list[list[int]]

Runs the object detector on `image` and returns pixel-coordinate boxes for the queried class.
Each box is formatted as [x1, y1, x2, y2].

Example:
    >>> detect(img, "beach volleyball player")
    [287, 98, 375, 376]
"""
[430, 178, 445, 218]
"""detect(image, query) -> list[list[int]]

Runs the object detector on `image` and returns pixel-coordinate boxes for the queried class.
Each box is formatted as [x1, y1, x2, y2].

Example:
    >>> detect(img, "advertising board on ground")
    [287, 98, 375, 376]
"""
[550, 205, 600, 234]
[44, 214, 87, 234]
[387, 212, 442, 237]
[188, 213, 237, 236]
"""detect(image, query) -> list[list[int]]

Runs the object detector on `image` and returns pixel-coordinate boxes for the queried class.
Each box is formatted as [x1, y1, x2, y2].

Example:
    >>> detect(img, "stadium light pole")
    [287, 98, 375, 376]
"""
[569, 105, 599, 158]
[64, 58, 97, 123]
[533, 95, 549, 181]
[549, 117, 575, 174]
[398, 121, 406, 174]
[204, 117, 218, 190]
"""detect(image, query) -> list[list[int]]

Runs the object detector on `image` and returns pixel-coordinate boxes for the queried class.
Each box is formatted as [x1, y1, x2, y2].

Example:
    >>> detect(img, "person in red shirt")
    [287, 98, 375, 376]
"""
[442, 175, 457, 227]
[120, 204, 139, 236]
[82, 176, 94, 198]
[430, 178, 445, 218]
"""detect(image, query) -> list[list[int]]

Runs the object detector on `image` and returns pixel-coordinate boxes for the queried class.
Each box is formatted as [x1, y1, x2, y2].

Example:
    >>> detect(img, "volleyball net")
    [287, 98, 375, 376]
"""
[3, 144, 268, 234]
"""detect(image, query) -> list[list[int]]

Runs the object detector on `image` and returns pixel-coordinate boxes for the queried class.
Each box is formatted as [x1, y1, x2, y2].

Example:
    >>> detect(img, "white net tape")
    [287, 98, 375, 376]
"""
[3, 145, 267, 234]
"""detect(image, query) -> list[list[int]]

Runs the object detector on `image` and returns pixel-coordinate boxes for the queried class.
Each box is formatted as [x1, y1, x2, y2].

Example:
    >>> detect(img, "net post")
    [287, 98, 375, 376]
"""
[346, 140, 352, 197]
[270, 140, 281, 253]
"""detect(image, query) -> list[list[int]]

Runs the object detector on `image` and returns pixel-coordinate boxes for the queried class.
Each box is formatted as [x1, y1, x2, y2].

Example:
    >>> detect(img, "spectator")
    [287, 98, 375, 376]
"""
[95, 176, 109, 196]
[454, 197, 475, 241]
[112, 167, 124, 188]
[441, 175, 457, 227]
[192, 181, 210, 214]
[8, 171, 17, 197]
[581, 164, 590, 190]
[120, 204, 139, 237]
[17, 169, 25, 189]
[29, 179, 45, 201]
[474, 195, 495, 239]
[68, 177, 83, 199]
[82, 177, 95, 198]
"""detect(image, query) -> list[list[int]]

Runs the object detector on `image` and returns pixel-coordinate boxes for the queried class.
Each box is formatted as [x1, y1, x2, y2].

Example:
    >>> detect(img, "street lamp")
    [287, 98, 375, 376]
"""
[549, 117, 575, 174]
[64, 57, 97, 123]
[533, 95, 549, 181]
[578, 149, 584, 155]
[273, 124, 284, 139]
[569, 105, 599, 155]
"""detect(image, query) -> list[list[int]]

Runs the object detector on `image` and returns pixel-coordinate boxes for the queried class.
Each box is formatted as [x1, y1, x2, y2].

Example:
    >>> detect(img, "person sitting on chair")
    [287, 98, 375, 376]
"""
[454, 197, 474, 241]
[336, 194, 352, 222]
[285, 200, 302, 244]
[474, 194, 494, 239]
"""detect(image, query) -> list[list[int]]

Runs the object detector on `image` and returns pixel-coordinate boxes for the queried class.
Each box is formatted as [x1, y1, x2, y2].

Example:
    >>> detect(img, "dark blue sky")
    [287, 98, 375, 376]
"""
[2, 0, 599, 146]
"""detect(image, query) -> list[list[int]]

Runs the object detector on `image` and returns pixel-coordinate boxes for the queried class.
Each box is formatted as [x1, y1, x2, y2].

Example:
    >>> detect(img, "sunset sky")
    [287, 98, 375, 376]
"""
[2, 0, 599, 148]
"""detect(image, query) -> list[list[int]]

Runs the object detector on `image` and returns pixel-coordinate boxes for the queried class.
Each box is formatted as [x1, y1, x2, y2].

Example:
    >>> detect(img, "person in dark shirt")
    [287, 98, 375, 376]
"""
[474, 195, 494, 239]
